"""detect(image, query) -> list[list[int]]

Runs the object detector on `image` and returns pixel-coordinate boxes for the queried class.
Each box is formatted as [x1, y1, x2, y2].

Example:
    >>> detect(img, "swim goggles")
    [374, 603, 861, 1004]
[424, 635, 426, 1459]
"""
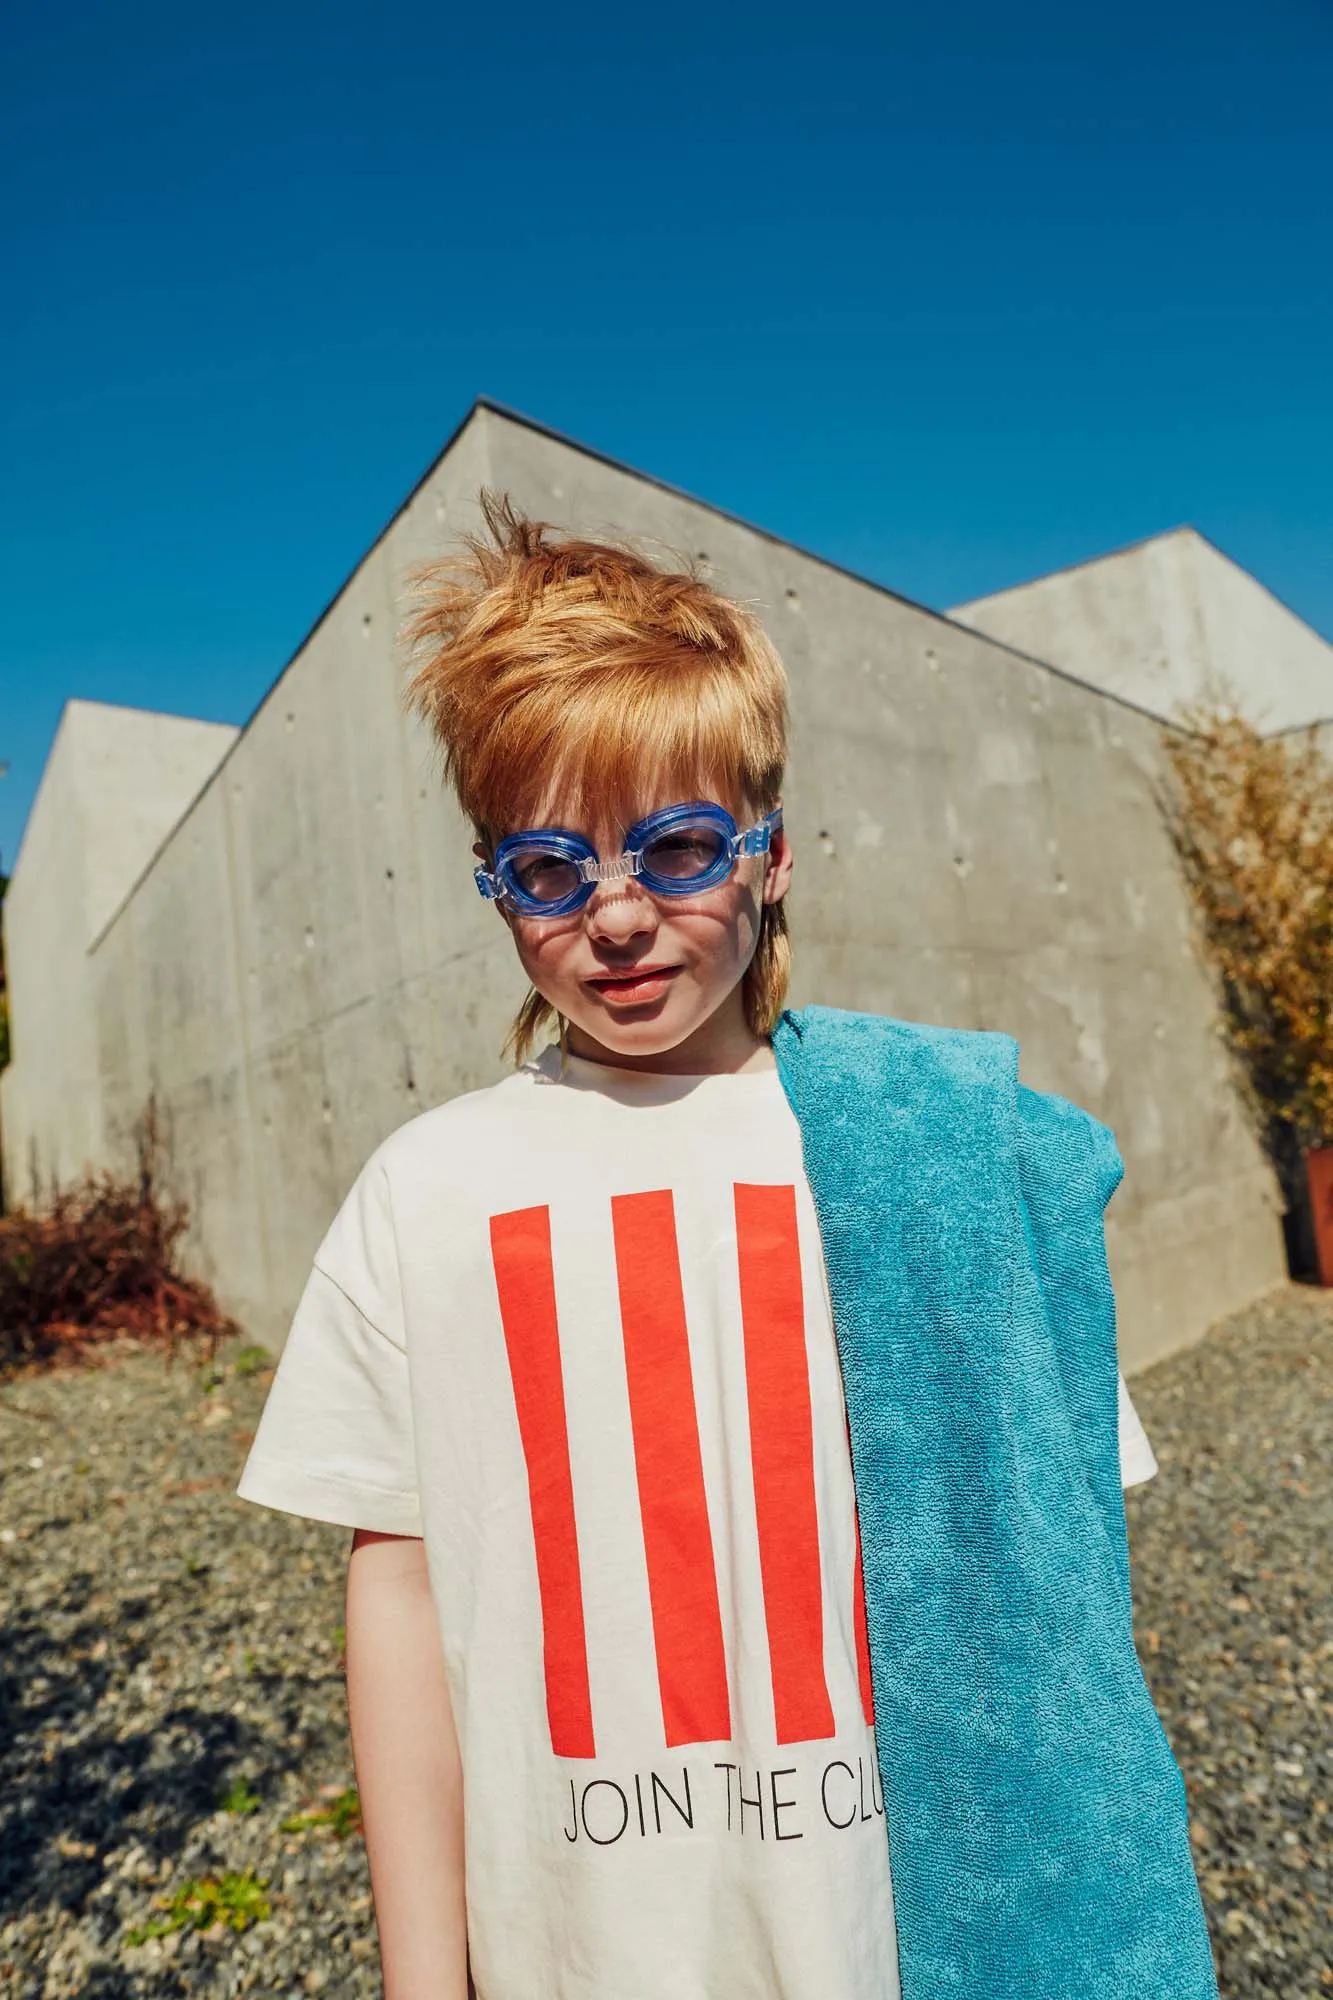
[475, 801, 783, 919]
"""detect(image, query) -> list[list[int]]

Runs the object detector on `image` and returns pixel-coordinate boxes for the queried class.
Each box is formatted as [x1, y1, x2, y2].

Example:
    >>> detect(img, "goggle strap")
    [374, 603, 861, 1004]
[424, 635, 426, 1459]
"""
[736, 809, 782, 858]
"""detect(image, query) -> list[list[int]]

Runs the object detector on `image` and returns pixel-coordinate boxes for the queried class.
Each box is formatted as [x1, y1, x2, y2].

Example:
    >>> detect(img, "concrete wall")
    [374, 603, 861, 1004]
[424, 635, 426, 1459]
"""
[1, 701, 237, 1199]
[1274, 717, 1333, 764]
[4, 406, 1289, 1366]
[87, 416, 532, 1331]
[950, 528, 1333, 735]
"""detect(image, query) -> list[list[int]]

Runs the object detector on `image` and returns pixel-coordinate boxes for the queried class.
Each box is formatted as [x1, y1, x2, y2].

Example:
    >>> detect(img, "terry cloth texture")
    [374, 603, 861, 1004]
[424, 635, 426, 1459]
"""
[772, 1005, 1218, 2000]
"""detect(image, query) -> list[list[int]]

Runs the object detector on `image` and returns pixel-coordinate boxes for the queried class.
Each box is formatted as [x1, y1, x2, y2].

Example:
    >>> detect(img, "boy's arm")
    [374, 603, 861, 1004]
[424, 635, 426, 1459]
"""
[346, 1530, 468, 2000]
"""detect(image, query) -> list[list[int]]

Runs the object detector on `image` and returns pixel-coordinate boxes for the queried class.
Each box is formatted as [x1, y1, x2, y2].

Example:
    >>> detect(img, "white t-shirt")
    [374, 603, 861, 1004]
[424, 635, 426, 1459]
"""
[239, 1048, 1156, 2000]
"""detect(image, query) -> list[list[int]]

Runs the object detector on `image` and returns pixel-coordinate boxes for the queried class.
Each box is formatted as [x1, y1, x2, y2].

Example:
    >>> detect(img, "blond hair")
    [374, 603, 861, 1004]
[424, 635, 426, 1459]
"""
[406, 494, 792, 1063]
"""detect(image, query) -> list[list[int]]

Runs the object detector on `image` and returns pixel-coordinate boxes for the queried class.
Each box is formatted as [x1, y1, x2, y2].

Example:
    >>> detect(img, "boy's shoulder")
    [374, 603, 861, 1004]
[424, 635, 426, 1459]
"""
[365, 1059, 551, 1184]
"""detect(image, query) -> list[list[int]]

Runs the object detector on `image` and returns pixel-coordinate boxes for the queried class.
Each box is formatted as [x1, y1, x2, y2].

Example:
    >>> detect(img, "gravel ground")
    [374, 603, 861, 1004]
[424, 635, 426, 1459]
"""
[1, 1287, 1330, 1999]
[0, 1341, 370, 1999]
[1124, 1284, 1332, 1998]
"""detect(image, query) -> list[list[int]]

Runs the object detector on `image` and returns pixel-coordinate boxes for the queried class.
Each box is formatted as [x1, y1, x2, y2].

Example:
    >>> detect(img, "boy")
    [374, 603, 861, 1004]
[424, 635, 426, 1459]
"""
[239, 499, 1209, 2000]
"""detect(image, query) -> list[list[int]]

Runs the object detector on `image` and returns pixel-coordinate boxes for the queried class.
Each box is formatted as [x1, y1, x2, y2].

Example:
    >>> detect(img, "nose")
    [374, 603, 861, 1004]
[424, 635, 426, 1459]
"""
[583, 878, 659, 947]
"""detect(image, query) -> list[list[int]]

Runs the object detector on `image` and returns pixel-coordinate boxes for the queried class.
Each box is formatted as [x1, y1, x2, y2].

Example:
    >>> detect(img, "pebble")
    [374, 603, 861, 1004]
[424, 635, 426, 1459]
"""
[1, 1286, 1330, 1997]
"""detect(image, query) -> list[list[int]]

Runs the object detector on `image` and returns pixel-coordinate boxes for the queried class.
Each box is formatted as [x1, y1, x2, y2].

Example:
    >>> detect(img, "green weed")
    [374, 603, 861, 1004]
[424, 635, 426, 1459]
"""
[282, 1786, 362, 1838]
[126, 1871, 270, 1944]
[232, 1344, 272, 1378]
[219, 1775, 261, 1815]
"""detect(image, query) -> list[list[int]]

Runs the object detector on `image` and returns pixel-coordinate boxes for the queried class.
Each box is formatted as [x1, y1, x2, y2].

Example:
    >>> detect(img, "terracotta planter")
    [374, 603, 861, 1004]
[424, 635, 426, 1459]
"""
[1306, 1146, 1333, 1288]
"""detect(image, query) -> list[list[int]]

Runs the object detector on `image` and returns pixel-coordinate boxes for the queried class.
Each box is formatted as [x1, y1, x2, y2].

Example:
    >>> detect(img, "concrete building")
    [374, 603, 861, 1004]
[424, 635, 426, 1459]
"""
[950, 527, 1333, 734]
[2, 701, 238, 1197]
[1, 403, 1300, 1369]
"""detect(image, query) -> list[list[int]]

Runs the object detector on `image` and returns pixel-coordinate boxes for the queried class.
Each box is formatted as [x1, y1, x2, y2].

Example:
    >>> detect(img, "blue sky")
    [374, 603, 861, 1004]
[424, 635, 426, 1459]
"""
[2, 0, 1330, 869]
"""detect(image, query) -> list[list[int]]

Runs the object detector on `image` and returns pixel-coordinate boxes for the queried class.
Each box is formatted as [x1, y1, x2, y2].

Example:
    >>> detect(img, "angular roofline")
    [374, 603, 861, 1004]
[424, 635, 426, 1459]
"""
[85, 400, 491, 953]
[949, 525, 1199, 611]
[7, 704, 235, 892]
[446, 403, 1201, 731]
[1266, 714, 1333, 737]
[62, 695, 240, 731]
[950, 521, 1333, 653]
[86, 397, 1202, 954]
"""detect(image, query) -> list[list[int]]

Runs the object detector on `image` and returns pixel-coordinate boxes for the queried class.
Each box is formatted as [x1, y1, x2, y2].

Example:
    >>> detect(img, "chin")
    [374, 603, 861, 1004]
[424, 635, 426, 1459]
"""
[593, 1020, 693, 1057]
[577, 999, 705, 1057]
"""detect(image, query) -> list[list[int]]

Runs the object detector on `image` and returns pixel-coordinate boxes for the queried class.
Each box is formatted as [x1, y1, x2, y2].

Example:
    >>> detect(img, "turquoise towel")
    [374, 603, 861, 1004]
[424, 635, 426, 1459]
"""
[773, 1005, 1218, 2000]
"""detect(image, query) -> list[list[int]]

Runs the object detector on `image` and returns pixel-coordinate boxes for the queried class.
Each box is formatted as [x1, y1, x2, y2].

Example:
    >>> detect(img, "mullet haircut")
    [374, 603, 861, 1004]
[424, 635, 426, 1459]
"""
[406, 492, 792, 1063]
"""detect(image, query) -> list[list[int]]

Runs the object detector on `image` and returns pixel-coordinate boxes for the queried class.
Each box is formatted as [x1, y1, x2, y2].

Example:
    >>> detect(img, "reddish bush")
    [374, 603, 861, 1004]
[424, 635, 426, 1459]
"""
[0, 1107, 235, 1374]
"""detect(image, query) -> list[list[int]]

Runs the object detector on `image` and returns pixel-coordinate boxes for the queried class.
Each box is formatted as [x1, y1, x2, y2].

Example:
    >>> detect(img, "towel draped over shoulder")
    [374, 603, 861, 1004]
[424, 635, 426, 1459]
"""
[772, 1005, 1218, 2000]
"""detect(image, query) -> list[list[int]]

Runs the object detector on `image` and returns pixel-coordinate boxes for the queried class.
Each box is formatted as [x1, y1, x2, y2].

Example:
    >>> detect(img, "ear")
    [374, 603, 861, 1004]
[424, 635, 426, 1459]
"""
[762, 817, 794, 906]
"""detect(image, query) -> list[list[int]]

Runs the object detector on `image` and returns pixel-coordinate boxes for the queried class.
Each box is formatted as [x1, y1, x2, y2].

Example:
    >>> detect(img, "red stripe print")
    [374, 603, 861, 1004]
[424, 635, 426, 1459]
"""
[853, 1507, 875, 1725]
[490, 1206, 596, 1759]
[734, 1183, 836, 1744]
[612, 1190, 732, 1747]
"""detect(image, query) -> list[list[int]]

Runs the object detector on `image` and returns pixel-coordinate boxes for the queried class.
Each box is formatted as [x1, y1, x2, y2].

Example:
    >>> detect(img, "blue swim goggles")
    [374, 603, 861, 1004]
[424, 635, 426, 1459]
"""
[475, 801, 783, 919]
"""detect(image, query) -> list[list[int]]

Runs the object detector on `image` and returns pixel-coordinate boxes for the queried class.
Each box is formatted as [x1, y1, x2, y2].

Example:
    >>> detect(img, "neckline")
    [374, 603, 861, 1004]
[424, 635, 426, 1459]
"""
[530, 1044, 782, 1103]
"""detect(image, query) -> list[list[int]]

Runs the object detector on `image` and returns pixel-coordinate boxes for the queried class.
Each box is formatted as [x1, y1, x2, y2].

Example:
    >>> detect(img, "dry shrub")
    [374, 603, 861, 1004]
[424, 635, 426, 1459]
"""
[0, 1104, 236, 1375]
[1162, 703, 1333, 1187]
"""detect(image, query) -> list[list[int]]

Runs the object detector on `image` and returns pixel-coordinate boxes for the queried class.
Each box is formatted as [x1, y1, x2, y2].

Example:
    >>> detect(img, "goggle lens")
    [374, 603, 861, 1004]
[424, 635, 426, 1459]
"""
[639, 823, 729, 883]
[510, 850, 585, 904]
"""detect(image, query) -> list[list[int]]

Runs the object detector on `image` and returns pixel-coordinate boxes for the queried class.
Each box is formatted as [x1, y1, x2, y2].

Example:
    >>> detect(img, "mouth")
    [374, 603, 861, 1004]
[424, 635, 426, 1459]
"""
[585, 965, 682, 1006]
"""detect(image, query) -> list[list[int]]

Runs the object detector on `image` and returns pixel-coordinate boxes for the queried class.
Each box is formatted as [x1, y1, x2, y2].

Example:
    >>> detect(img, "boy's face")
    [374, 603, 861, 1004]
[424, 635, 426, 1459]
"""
[483, 787, 793, 1069]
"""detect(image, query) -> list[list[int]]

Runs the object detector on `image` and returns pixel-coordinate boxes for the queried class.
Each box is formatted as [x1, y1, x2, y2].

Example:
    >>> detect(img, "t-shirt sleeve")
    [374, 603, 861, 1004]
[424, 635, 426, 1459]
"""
[237, 1154, 421, 1535]
[1118, 1373, 1158, 1489]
